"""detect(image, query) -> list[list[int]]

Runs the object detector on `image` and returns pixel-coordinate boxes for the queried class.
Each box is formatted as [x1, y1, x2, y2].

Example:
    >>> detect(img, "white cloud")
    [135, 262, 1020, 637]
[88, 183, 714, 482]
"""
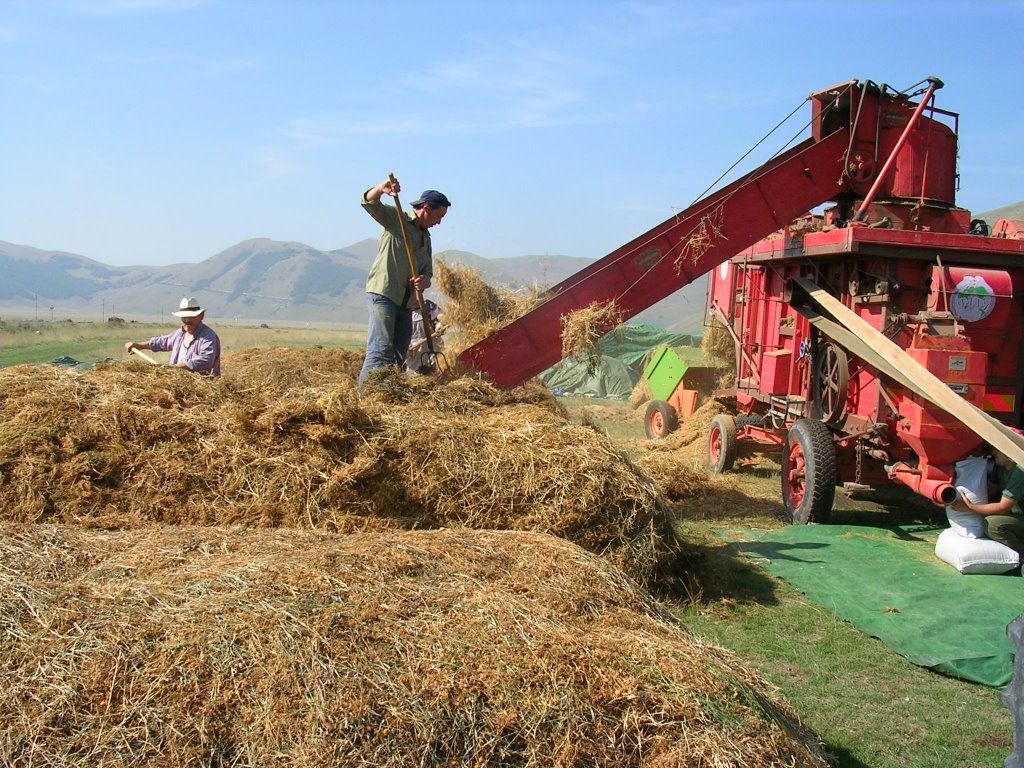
[0, 25, 24, 43]
[63, 0, 205, 14]
[2, 72, 63, 92]
[251, 146, 302, 182]
[97, 49, 259, 73]
[281, 116, 424, 147]
[277, 31, 656, 147]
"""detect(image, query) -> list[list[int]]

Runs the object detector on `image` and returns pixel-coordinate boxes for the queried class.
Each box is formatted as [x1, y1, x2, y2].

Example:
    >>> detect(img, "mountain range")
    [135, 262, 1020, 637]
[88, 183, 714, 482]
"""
[6, 198, 1019, 333]
[0, 238, 709, 333]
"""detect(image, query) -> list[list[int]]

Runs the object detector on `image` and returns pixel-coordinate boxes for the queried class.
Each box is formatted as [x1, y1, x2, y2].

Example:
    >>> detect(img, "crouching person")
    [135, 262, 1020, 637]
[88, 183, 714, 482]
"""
[952, 447, 1024, 557]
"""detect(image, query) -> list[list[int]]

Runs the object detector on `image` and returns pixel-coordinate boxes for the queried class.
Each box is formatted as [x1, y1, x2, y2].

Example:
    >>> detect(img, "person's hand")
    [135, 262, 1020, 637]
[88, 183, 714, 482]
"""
[124, 341, 137, 354]
[410, 275, 428, 292]
[382, 178, 400, 197]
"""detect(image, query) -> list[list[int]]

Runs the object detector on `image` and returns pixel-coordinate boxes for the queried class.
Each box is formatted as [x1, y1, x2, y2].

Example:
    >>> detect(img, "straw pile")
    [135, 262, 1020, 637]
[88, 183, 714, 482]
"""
[560, 300, 625, 377]
[675, 206, 725, 271]
[701, 317, 735, 366]
[219, 346, 364, 394]
[628, 376, 652, 410]
[0, 523, 829, 768]
[0, 352, 678, 587]
[626, 400, 734, 501]
[432, 260, 543, 357]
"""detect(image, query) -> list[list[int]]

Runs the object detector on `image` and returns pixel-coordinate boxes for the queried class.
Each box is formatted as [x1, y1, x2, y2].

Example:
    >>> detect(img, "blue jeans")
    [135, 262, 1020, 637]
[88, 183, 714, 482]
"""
[358, 293, 413, 390]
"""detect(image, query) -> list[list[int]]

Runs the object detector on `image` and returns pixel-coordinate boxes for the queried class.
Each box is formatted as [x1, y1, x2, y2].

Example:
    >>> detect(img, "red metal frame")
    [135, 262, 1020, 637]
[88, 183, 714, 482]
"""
[454, 76, 1023, 508]
[456, 130, 850, 388]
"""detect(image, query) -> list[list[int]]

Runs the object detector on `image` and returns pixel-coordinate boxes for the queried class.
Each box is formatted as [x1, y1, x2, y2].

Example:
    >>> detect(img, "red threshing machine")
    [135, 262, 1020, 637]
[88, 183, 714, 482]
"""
[456, 77, 1024, 523]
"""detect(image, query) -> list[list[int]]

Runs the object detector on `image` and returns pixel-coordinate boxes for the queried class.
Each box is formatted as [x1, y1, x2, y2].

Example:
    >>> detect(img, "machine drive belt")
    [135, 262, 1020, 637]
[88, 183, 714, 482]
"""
[787, 276, 1024, 468]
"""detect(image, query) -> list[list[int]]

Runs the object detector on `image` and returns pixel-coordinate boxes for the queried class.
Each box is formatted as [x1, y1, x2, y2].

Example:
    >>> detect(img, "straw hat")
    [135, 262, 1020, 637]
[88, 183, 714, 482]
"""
[171, 297, 204, 318]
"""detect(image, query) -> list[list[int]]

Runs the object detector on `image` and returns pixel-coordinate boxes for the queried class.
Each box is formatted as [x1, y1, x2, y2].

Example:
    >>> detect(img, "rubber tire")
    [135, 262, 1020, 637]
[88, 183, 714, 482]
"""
[782, 418, 836, 524]
[644, 400, 678, 439]
[707, 414, 739, 473]
[735, 413, 765, 429]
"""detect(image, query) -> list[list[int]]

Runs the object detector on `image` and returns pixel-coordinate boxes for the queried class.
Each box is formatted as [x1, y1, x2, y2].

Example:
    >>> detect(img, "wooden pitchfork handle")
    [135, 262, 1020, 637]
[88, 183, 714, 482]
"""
[130, 347, 160, 365]
[387, 172, 443, 370]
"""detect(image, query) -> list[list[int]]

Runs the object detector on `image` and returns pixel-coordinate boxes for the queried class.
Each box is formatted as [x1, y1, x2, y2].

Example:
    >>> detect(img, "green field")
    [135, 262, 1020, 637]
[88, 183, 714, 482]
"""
[0, 319, 366, 368]
[1, 324, 1015, 766]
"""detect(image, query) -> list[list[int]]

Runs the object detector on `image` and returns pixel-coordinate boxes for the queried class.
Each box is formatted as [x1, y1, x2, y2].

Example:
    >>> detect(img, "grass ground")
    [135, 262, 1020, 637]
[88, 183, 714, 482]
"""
[0, 319, 365, 367]
[564, 395, 1014, 768]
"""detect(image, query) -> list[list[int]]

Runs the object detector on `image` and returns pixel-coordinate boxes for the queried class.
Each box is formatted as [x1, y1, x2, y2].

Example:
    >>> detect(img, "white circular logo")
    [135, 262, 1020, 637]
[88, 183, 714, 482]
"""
[950, 275, 997, 323]
[719, 262, 730, 280]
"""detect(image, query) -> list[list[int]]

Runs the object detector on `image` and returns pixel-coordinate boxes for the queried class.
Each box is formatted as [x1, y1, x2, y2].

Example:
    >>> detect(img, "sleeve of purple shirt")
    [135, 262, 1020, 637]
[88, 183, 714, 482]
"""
[186, 327, 220, 375]
[147, 329, 181, 353]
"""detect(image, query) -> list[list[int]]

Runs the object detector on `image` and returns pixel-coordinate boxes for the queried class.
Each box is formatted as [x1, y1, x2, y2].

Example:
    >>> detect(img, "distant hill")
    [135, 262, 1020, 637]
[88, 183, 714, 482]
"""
[438, 250, 708, 334]
[0, 242, 147, 301]
[977, 201, 1024, 226]
[0, 238, 709, 334]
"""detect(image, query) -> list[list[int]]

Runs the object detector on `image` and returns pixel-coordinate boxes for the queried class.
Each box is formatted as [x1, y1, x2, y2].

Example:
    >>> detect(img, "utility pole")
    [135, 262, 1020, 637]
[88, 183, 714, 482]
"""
[102, 298, 105, 322]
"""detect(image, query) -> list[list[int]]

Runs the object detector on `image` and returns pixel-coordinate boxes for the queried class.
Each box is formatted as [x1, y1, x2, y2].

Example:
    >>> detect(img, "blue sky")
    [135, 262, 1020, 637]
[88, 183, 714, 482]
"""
[2, 0, 1023, 266]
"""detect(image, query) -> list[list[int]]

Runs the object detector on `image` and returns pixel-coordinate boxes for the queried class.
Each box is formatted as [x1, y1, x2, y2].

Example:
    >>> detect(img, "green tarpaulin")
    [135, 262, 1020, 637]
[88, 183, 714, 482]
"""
[540, 356, 638, 399]
[540, 323, 700, 399]
[50, 356, 99, 371]
[595, 324, 699, 369]
[722, 524, 1022, 687]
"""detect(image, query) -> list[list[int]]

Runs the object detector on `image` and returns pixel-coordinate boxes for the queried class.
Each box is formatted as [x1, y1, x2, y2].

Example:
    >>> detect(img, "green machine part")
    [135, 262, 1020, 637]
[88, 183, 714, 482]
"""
[642, 347, 689, 401]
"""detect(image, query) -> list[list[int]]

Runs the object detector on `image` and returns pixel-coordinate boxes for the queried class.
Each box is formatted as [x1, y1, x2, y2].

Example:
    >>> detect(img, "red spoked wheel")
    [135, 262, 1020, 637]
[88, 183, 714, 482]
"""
[706, 414, 738, 473]
[784, 439, 809, 510]
[811, 341, 849, 423]
[782, 418, 836, 524]
[644, 400, 678, 440]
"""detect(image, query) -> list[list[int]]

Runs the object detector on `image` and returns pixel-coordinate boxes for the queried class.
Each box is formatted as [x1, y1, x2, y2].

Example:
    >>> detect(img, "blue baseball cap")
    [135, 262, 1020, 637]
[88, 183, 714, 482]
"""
[411, 190, 451, 209]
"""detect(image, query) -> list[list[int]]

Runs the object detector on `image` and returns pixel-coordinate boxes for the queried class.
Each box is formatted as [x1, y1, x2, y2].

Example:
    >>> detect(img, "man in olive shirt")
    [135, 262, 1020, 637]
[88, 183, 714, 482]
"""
[357, 177, 451, 389]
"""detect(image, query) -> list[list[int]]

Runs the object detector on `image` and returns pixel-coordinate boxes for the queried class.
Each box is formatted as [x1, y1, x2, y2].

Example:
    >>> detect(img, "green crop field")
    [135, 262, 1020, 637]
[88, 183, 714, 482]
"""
[0, 319, 366, 368]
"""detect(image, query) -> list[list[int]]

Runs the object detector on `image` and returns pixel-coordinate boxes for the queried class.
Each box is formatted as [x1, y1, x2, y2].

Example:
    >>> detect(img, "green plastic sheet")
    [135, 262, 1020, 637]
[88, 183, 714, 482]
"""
[594, 324, 699, 369]
[722, 524, 1023, 687]
[540, 323, 699, 398]
[540, 356, 638, 399]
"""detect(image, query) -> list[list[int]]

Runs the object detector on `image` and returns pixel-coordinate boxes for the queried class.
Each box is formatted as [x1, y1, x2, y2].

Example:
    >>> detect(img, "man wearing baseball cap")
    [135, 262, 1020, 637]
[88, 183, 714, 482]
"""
[124, 296, 222, 377]
[357, 176, 450, 389]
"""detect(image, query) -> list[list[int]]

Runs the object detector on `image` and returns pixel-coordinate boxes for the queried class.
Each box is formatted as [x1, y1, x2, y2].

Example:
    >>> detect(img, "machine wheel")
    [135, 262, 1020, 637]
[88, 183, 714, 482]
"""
[812, 341, 849, 423]
[782, 418, 836, 524]
[644, 400, 678, 439]
[707, 414, 739, 473]
[735, 413, 766, 430]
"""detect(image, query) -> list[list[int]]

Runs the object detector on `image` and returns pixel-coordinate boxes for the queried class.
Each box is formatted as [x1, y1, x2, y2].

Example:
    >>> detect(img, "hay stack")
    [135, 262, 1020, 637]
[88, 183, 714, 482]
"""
[0, 524, 828, 768]
[628, 400, 732, 499]
[560, 300, 625, 377]
[0, 355, 677, 587]
[638, 399, 727, 456]
[628, 377, 652, 410]
[701, 317, 736, 389]
[432, 260, 542, 356]
[219, 346, 364, 395]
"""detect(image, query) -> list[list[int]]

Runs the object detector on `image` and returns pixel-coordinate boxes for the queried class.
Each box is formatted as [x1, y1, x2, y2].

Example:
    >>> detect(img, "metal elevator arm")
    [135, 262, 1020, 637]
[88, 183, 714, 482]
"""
[456, 128, 851, 390]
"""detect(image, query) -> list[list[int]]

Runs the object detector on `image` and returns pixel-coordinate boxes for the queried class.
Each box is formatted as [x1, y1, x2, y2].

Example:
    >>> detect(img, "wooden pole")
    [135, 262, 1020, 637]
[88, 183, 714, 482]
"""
[387, 172, 441, 370]
[130, 348, 160, 366]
